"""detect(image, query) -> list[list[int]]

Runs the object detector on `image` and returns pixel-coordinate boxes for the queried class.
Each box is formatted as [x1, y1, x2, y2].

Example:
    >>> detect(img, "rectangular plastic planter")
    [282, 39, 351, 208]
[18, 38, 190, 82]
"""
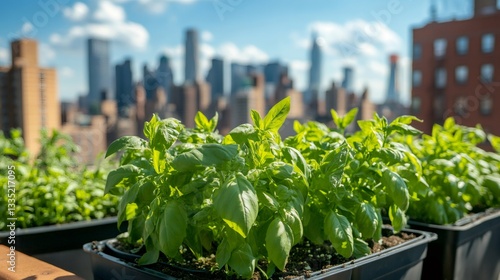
[408, 209, 500, 280]
[0, 217, 126, 279]
[83, 228, 436, 280]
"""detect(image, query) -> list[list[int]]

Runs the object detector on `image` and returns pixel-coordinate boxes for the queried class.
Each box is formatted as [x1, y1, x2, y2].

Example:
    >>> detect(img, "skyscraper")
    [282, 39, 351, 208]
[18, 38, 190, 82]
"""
[0, 39, 60, 156]
[185, 28, 199, 83]
[231, 62, 251, 95]
[115, 59, 133, 117]
[306, 32, 322, 105]
[143, 64, 158, 101]
[386, 54, 400, 103]
[341, 67, 354, 93]
[87, 38, 111, 114]
[206, 57, 224, 101]
[157, 55, 174, 101]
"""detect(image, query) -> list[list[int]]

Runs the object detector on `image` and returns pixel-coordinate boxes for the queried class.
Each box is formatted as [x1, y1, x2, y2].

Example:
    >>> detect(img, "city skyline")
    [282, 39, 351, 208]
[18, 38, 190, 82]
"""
[0, 0, 498, 106]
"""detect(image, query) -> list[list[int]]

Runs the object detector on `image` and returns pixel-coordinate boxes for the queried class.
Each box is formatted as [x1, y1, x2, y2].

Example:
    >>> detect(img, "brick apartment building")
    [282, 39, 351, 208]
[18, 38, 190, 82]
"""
[411, 0, 500, 136]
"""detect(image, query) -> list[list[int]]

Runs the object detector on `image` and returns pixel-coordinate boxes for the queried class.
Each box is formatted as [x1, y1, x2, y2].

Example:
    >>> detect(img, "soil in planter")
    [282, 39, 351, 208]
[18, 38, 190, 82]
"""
[110, 228, 416, 280]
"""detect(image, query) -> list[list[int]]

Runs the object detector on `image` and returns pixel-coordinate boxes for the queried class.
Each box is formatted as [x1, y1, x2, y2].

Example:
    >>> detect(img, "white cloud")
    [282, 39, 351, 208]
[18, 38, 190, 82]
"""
[288, 59, 309, 90]
[60, 67, 75, 77]
[50, 1, 149, 50]
[94, 1, 126, 22]
[218, 43, 268, 64]
[63, 2, 89, 22]
[201, 31, 213, 42]
[22, 22, 34, 35]
[291, 19, 405, 103]
[136, 0, 197, 14]
[0, 47, 8, 64]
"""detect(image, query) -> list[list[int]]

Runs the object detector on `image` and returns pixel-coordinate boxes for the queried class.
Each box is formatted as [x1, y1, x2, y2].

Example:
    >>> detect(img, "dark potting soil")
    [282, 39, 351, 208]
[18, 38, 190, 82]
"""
[109, 227, 416, 280]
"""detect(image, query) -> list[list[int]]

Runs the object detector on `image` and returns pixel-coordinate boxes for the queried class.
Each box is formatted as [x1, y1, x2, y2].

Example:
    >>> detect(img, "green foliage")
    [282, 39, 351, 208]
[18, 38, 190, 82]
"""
[0, 129, 119, 230]
[105, 99, 500, 279]
[402, 118, 500, 224]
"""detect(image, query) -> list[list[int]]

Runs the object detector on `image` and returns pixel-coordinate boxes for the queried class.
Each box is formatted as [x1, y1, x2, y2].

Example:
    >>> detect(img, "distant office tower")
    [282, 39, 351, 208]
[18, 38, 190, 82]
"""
[230, 74, 266, 128]
[341, 67, 354, 93]
[87, 38, 111, 114]
[274, 73, 304, 118]
[172, 81, 211, 128]
[143, 64, 158, 100]
[231, 63, 251, 94]
[264, 61, 287, 85]
[325, 82, 347, 116]
[306, 32, 322, 104]
[0, 39, 60, 156]
[157, 55, 174, 101]
[206, 57, 224, 101]
[115, 59, 133, 117]
[386, 55, 400, 103]
[185, 29, 199, 83]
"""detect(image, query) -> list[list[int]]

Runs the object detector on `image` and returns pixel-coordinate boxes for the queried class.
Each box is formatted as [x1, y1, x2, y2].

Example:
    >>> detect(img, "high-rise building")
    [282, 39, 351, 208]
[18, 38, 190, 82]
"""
[185, 28, 199, 83]
[157, 55, 174, 101]
[115, 59, 133, 117]
[306, 32, 322, 105]
[230, 74, 266, 128]
[172, 81, 211, 128]
[231, 62, 252, 95]
[325, 82, 347, 116]
[386, 55, 400, 103]
[341, 67, 354, 93]
[411, 0, 500, 135]
[87, 38, 111, 114]
[143, 64, 158, 100]
[0, 39, 60, 156]
[206, 57, 224, 101]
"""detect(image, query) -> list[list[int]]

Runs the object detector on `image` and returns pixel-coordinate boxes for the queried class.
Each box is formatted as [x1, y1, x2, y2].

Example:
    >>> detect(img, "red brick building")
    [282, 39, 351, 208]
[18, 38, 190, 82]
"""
[411, 0, 500, 136]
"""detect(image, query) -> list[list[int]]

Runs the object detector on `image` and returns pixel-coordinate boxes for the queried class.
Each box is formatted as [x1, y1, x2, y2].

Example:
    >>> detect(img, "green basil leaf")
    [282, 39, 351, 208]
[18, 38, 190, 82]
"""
[105, 136, 147, 158]
[265, 218, 293, 270]
[383, 169, 410, 211]
[356, 203, 378, 239]
[228, 243, 256, 279]
[214, 174, 258, 238]
[324, 211, 353, 258]
[263, 96, 290, 131]
[158, 200, 188, 257]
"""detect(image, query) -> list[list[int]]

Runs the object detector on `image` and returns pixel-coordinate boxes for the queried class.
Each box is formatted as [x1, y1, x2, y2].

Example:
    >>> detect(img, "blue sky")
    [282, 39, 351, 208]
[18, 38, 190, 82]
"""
[0, 0, 488, 105]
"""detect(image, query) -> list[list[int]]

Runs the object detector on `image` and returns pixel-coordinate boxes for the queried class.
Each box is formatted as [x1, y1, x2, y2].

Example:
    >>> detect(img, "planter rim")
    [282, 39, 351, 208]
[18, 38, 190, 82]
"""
[84, 227, 436, 279]
[408, 208, 500, 231]
[0, 216, 118, 236]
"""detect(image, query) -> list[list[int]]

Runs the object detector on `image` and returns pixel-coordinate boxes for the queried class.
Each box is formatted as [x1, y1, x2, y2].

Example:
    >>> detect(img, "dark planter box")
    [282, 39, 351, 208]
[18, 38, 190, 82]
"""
[408, 209, 500, 280]
[83, 228, 436, 280]
[0, 217, 126, 279]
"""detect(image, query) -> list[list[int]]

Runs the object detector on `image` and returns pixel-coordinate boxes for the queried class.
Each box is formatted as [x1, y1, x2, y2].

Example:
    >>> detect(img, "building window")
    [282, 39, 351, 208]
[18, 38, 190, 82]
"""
[454, 97, 468, 117]
[480, 97, 493, 115]
[482, 33, 494, 53]
[481, 64, 494, 83]
[434, 38, 447, 57]
[412, 96, 421, 114]
[412, 70, 422, 87]
[456, 36, 468, 55]
[455, 66, 468, 84]
[435, 67, 447, 88]
[413, 43, 422, 60]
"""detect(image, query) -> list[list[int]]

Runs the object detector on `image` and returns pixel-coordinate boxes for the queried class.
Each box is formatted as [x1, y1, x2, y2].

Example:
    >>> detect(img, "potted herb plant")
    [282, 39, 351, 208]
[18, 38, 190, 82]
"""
[85, 98, 436, 279]
[0, 129, 125, 279]
[401, 118, 500, 280]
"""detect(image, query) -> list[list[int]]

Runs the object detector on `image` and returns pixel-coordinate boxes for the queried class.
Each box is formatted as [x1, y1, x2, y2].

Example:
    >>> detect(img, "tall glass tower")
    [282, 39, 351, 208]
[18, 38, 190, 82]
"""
[157, 55, 174, 100]
[184, 29, 199, 83]
[87, 38, 110, 114]
[386, 54, 400, 103]
[306, 32, 322, 104]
